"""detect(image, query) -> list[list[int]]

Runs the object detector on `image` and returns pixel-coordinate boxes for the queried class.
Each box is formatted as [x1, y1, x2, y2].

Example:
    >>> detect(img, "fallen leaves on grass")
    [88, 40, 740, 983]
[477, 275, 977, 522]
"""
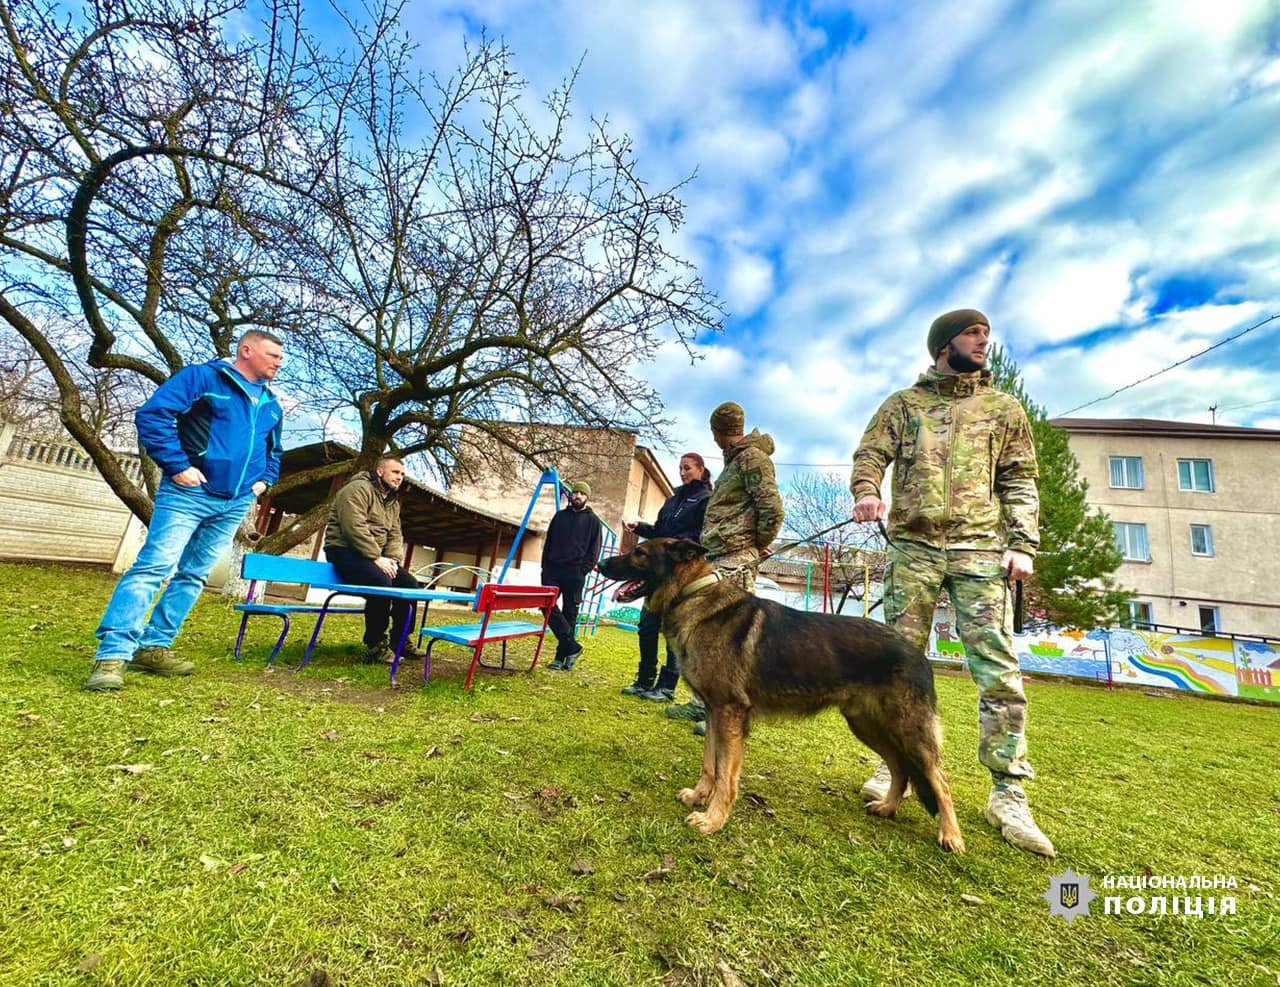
[742, 792, 775, 817]
[75, 955, 102, 973]
[199, 853, 228, 870]
[320, 729, 340, 741]
[639, 855, 675, 881]
[108, 763, 153, 774]
[227, 861, 248, 875]
[569, 858, 594, 875]
[543, 893, 583, 913]
[716, 960, 746, 987]
[960, 894, 984, 906]
[424, 746, 443, 758]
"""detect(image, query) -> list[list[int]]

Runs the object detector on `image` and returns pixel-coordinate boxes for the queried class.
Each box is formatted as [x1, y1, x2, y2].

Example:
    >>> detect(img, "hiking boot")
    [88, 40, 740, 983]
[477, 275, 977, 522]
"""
[360, 644, 396, 666]
[859, 761, 912, 803]
[84, 659, 126, 692]
[984, 783, 1056, 857]
[640, 687, 675, 703]
[621, 679, 652, 696]
[127, 647, 194, 677]
[665, 699, 706, 722]
[693, 720, 706, 737]
[561, 643, 584, 671]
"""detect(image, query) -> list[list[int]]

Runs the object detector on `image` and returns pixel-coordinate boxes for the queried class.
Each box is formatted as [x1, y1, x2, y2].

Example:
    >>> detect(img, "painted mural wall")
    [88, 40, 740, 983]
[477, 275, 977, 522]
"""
[927, 614, 1280, 705]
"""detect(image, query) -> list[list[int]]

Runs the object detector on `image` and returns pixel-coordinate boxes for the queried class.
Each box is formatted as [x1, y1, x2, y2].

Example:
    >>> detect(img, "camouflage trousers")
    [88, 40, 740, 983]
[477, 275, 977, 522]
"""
[709, 547, 759, 593]
[884, 542, 1034, 782]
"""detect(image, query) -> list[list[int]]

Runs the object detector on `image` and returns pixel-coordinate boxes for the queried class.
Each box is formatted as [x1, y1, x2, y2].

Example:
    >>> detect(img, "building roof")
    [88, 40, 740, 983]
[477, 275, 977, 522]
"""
[1050, 417, 1280, 440]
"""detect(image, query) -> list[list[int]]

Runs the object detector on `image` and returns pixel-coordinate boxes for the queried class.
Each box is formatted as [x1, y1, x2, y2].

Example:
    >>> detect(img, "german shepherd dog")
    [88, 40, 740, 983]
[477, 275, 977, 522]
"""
[597, 538, 965, 852]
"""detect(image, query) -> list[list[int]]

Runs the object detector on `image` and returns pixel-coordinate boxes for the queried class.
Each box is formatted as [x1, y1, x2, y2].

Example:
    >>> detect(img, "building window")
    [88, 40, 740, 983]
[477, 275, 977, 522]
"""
[1127, 601, 1154, 628]
[1198, 606, 1219, 635]
[1109, 456, 1144, 489]
[1113, 522, 1150, 562]
[1189, 524, 1214, 557]
[1177, 458, 1215, 492]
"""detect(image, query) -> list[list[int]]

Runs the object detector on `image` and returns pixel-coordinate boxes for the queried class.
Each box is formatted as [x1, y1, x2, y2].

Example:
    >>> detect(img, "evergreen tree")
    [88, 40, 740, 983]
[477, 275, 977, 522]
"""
[989, 346, 1132, 628]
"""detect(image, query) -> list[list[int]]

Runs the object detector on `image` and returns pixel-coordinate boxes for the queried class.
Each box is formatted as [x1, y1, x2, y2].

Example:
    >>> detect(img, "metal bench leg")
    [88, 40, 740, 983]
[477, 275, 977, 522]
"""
[464, 642, 486, 691]
[422, 638, 439, 685]
[267, 614, 291, 665]
[234, 614, 251, 661]
[389, 608, 416, 687]
[296, 602, 333, 671]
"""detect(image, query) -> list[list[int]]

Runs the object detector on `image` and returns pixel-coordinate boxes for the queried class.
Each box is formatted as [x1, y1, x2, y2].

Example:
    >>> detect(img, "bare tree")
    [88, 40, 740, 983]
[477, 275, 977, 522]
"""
[260, 22, 721, 554]
[1, 0, 721, 556]
[0, 0, 348, 519]
[783, 470, 886, 612]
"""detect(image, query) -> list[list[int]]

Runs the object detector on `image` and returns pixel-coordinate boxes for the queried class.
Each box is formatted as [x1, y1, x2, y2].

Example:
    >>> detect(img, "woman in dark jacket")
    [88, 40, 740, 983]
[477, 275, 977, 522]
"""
[621, 452, 713, 700]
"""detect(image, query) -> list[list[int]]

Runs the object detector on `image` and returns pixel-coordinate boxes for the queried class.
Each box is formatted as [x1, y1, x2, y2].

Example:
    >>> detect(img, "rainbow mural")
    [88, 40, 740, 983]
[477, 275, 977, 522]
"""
[925, 613, 1279, 705]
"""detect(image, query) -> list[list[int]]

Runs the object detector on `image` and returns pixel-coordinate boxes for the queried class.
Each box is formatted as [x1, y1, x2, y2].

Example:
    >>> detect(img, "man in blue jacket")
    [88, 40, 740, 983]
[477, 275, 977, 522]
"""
[85, 330, 285, 691]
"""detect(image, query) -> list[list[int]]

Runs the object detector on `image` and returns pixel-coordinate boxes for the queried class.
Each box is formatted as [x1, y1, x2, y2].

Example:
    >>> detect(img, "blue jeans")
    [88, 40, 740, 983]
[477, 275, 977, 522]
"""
[94, 479, 255, 662]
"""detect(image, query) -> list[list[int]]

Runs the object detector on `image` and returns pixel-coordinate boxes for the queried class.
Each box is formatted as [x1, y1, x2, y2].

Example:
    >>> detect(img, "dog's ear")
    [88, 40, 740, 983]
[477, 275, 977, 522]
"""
[669, 538, 709, 562]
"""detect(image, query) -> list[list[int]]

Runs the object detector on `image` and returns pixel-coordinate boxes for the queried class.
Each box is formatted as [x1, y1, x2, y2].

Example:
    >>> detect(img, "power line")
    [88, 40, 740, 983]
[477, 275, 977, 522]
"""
[1217, 396, 1280, 412]
[1056, 313, 1280, 417]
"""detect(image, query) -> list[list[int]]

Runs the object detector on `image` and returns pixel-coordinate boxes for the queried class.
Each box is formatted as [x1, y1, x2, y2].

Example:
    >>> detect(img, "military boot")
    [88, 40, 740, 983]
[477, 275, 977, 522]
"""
[984, 782, 1056, 857]
[859, 761, 912, 803]
[127, 647, 194, 677]
[84, 659, 126, 692]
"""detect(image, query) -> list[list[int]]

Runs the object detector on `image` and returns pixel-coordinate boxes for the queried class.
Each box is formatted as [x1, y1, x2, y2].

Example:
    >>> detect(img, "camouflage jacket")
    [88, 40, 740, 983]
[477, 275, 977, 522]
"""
[701, 430, 785, 559]
[850, 368, 1039, 555]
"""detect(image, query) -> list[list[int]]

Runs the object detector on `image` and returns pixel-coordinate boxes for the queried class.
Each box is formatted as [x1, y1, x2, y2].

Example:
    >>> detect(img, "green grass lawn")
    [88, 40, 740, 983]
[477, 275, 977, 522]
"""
[1, 562, 1277, 986]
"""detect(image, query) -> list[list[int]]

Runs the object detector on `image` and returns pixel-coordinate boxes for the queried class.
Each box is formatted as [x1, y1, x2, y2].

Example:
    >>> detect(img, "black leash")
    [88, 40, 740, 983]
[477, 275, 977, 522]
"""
[769, 518, 859, 556]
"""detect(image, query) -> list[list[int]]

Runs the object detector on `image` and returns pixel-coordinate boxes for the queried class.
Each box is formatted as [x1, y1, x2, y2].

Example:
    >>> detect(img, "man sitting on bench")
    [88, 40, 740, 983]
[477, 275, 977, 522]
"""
[323, 456, 421, 664]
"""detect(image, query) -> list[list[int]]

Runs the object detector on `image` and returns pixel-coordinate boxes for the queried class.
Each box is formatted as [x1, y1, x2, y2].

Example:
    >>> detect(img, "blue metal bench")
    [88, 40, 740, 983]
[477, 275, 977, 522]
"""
[233, 552, 476, 682]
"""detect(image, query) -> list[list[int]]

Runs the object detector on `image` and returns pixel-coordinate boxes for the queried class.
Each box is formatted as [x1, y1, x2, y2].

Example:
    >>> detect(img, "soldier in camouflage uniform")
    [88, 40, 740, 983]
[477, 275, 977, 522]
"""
[850, 309, 1054, 857]
[667, 401, 785, 734]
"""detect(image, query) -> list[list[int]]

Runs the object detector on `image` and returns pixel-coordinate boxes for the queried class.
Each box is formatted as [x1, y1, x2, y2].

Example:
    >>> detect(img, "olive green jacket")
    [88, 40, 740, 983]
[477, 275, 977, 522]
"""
[701, 430, 785, 559]
[851, 368, 1039, 556]
[324, 471, 405, 562]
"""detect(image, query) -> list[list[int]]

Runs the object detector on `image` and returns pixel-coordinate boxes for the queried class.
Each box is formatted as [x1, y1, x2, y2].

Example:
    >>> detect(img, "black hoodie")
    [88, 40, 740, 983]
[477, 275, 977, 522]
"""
[542, 505, 603, 575]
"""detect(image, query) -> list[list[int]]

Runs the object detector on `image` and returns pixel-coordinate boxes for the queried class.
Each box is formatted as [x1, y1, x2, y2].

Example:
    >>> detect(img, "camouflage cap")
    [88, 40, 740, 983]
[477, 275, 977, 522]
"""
[709, 401, 746, 435]
[569, 481, 591, 496]
[928, 308, 989, 358]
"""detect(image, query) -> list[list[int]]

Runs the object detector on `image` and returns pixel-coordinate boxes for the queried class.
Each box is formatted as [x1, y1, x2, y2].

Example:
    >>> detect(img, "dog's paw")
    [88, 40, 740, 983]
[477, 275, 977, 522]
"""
[938, 826, 966, 854]
[864, 798, 898, 819]
[685, 810, 724, 835]
[678, 786, 710, 807]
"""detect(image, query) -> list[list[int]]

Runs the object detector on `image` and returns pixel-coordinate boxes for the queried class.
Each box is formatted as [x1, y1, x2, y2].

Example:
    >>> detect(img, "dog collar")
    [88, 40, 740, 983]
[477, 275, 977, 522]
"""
[677, 572, 721, 601]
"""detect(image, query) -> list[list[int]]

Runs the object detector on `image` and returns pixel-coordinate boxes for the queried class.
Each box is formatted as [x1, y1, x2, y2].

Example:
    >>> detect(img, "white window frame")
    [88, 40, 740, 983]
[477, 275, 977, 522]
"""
[1109, 456, 1144, 489]
[1197, 605, 1220, 635]
[1113, 522, 1150, 562]
[1177, 458, 1215, 493]
[1127, 601, 1154, 628]
[1189, 524, 1214, 557]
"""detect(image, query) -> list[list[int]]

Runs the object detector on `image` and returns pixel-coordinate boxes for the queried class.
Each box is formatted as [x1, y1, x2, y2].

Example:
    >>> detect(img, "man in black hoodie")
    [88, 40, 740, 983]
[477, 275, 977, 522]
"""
[543, 481, 603, 670]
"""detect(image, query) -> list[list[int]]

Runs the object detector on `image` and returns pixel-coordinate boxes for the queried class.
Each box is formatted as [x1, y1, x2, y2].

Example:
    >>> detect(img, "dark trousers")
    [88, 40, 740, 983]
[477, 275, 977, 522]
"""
[636, 607, 679, 690]
[325, 546, 421, 648]
[542, 565, 585, 657]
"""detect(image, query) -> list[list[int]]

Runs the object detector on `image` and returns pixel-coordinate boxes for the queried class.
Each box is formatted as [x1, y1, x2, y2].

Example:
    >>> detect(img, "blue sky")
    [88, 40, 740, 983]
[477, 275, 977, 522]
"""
[355, 0, 1280, 484]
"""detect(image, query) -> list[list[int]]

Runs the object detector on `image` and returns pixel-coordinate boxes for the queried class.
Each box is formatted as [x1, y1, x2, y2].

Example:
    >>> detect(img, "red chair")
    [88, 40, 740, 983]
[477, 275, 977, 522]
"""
[417, 584, 560, 689]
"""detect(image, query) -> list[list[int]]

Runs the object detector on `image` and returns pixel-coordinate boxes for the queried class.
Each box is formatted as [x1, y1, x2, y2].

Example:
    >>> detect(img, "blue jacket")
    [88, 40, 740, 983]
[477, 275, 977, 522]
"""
[135, 358, 284, 499]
